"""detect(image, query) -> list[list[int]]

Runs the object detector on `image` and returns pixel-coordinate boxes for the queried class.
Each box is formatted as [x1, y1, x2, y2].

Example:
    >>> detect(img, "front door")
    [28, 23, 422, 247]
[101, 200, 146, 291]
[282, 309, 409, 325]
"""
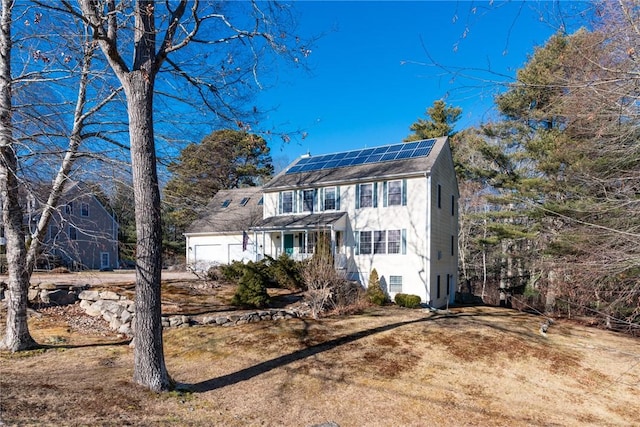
[283, 234, 294, 255]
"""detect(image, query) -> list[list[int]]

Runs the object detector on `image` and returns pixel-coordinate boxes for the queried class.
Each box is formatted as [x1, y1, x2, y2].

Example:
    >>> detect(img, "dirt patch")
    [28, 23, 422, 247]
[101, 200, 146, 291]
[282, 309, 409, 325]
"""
[1, 279, 639, 426]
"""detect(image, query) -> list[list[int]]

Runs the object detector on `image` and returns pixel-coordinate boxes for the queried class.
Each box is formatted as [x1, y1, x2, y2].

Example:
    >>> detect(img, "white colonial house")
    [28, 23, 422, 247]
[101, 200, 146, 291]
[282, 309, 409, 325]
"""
[185, 137, 459, 307]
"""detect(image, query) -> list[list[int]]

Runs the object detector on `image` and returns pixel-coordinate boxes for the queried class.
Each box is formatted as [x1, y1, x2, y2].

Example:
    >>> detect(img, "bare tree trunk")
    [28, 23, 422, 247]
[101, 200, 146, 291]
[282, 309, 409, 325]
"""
[125, 75, 171, 391]
[0, 0, 36, 351]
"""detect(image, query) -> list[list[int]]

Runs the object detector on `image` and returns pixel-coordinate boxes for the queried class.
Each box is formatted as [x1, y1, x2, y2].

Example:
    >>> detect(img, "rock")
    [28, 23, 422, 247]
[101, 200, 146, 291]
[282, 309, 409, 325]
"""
[85, 300, 105, 317]
[78, 290, 100, 301]
[28, 288, 40, 302]
[109, 317, 122, 331]
[38, 283, 57, 290]
[215, 317, 229, 325]
[169, 316, 183, 327]
[120, 309, 133, 324]
[99, 291, 120, 300]
[118, 323, 133, 336]
[79, 299, 92, 310]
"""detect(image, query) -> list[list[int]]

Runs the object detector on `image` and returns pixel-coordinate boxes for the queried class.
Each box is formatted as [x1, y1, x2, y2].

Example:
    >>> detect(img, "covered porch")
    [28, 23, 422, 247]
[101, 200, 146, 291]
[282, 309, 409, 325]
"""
[251, 212, 352, 270]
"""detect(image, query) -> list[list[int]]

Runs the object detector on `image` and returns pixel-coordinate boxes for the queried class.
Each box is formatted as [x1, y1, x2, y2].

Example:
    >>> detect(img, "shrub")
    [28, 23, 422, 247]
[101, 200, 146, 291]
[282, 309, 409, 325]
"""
[219, 260, 247, 282]
[268, 254, 304, 290]
[394, 293, 422, 308]
[231, 263, 270, 308]
[366, 268, 386, 306]
[302, 254, 348, 318]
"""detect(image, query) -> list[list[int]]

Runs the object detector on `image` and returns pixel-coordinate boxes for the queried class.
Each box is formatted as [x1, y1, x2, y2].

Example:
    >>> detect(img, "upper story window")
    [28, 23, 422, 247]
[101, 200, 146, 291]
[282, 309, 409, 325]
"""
[239, 197, 250, 206]
[356, 229, 406, 255]
[323, 187, 338, 211]
[65, 202, 73, 214]
[258, 196, 264, 206]
[359, 231, 372, 254]
[302, 189, 315, 212]
[280, 191, 294, 214]
[384, 179, 407, 207]
[374, 230, 386, 254]
[387, 230, 401, 254]
[437, 184, 442, 209]
[357, 182, 379, 209]
[221, 199, 231, 208]
[451, 195, 456, 216]
[69, 226, 77, 240]
[81, 202, 89, 217]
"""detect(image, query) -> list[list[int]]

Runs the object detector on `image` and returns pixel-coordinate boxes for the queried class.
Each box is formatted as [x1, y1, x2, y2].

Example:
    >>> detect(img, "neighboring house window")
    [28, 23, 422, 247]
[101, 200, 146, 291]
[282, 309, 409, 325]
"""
[437, 275, 441, 299]
[447, 274, 451, 296]
[239, 197, 250, 206]
[451, 195, 455, 216]
[451, 235, 455, 256]
[81, 202, 89, 217]
[221, 199, 231, 208]
[374, 230, 386, 254]
[388, 230, 401, 254]
[323, 187, 336, 210]
[437, 184, 442, 209]
[389, 275, 402, 293]
[280, 191, 294, 214]
[49, 225, 58, 240]
[359, 231, 372, 254]
[69, 226, 77, 241]
[302, 189, 315, 212]
[65, 202, 73, 214]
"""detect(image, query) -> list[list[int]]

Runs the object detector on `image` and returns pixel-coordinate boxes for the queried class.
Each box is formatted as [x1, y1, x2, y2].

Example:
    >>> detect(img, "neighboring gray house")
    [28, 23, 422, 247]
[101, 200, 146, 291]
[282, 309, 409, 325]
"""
[186, 137, 459, 307]
[20, 181, 119, 270]
[184, 186, 263, 270]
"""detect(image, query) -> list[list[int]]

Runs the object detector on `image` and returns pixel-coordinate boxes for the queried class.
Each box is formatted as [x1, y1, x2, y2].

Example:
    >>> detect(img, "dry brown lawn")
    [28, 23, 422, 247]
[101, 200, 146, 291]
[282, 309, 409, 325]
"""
[1, 272, 639, 426]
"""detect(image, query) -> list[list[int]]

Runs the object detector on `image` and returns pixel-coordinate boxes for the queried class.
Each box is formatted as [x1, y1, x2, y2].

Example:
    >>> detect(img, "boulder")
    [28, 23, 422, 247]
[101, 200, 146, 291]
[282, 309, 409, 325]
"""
[78, 290, 100, 301]
[38, 283, 57, 290]
[99, 291, 120, 300]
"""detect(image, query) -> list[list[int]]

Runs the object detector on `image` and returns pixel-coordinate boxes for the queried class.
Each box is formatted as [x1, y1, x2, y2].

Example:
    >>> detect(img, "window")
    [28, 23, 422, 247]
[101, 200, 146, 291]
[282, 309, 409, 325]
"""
[81, 202, 89, 217]
[359, 183, 373, 208]
[387, 180, 402, 206]
[451, 195, 455, 216]
[49, 225, 58, 240]
[258, 196, 264, 205]
[324, 187, 336, 210]
[281, 191, 294, 213]
[69, 226, 77, 241]
[389, 275, 403, 293]
[239, 197, 250, 206]
[65, 202, 73, 214]
[359, 231, 372, 254]
[301, 232, 317, 254]
[374, 230, 386, 254]
[388, 230, 401, 254]
[437, 275, 441, 299]
[447, 274, 451, 296]
[451, 235, 455, 256]
[221, 199, 231, 208]
[437, 184, 442, 209]
[302, 189, 315, 212]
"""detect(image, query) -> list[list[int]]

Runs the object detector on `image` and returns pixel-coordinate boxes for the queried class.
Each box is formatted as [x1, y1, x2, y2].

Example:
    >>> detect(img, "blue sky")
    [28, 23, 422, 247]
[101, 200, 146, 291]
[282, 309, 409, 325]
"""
[259, 1, 585, 166]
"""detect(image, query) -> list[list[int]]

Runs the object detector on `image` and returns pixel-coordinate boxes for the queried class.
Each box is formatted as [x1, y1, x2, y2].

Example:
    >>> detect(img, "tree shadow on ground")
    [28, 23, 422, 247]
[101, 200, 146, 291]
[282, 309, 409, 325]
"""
[182, 308, 523, 393]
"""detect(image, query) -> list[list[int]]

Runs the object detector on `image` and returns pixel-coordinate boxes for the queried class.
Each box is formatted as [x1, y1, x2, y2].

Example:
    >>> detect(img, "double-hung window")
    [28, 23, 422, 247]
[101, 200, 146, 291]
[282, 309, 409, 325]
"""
[387, 230, 401, 254]
[387, 181, 402, 206]
[81, 202, 89, 217]
[324, 187, 336, 210]
[281, 191, 294, 214]
[69, 226, 77, 241]
[389, 276, 403, 293]
[359, 183, 373, 208]
[302, 189, 315, 212]
[374, 231, 386, 254]
[359, 231, 372, 254]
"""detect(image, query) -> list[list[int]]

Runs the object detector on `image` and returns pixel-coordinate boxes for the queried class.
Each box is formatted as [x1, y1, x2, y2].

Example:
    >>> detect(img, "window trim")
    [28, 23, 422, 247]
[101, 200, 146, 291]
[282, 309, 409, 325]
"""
[80, 202, 89, 217]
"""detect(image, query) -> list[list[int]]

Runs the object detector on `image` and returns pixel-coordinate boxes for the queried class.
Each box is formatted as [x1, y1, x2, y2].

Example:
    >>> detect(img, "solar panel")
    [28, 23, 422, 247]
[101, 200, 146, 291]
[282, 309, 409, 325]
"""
[284, 138, 437, 175]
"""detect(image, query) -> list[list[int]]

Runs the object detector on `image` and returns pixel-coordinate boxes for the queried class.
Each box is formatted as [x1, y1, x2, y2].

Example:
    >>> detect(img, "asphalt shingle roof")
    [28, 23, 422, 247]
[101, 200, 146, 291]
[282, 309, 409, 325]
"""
[186, 187, 263, 234]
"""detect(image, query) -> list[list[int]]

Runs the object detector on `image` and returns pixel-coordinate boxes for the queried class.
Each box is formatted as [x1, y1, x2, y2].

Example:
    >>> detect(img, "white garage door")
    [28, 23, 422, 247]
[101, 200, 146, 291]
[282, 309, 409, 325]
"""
[193, 244, 224, 269]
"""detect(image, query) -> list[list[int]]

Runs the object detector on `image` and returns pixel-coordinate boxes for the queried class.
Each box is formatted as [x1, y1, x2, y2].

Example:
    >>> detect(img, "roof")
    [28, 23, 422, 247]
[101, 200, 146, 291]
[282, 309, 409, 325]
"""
[251, 212, 347, 231]
[186, 187, 263, 234]
[264, 137, 449, 191]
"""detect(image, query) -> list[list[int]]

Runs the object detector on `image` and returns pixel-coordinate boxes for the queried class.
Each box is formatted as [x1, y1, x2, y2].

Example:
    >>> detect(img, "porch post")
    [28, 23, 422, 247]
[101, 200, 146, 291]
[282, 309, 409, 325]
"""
[280, 230, 284, 256]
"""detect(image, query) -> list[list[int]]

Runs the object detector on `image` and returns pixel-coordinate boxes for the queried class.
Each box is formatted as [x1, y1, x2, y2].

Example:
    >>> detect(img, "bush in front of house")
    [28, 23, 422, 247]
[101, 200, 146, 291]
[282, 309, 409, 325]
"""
[394, 293, 422, 308]
[267, 254, 304, 290]
[366, 268, 387, 306]
[231, 262, 271, 308]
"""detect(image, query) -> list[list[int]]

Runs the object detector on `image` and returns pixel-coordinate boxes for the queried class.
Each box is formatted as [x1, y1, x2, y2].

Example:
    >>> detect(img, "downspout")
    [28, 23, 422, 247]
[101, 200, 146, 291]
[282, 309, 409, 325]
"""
[425, 172, 432, 305]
